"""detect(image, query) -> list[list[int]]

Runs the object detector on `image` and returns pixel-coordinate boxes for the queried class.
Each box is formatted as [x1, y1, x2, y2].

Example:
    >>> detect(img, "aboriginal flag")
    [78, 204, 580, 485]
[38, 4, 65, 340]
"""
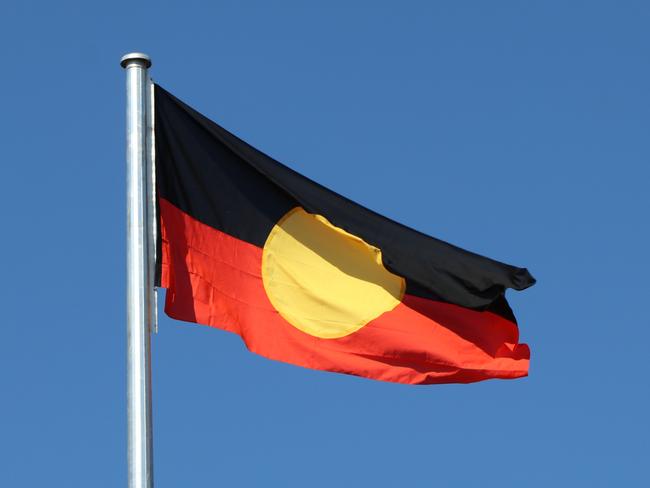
[154, 85, 535, 385]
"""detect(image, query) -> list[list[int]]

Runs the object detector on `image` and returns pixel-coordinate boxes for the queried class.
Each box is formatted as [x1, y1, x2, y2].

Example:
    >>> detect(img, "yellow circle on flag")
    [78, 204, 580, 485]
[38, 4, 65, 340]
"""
[262, 207, 405, 339]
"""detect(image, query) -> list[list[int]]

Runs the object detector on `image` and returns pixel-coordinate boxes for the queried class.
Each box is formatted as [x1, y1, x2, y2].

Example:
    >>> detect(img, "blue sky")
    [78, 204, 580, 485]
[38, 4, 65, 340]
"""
[1, 1, 648, 486]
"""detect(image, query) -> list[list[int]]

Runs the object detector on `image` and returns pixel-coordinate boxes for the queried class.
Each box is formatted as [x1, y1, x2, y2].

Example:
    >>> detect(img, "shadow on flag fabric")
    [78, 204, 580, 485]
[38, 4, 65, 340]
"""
[154, 84, 536, 385]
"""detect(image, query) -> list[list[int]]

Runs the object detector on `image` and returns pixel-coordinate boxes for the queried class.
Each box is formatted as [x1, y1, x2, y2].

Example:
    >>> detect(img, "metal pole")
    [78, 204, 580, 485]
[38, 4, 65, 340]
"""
[121, 52, 154, 488]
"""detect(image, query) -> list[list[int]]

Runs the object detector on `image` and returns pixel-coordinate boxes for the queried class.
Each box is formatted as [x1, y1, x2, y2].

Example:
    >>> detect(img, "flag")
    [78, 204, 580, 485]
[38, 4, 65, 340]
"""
[154, 84, 535, 385]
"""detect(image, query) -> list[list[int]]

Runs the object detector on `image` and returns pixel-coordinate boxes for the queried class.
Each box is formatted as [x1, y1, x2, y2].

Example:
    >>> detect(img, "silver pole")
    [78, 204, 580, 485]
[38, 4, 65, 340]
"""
[121, 52, 154, 488]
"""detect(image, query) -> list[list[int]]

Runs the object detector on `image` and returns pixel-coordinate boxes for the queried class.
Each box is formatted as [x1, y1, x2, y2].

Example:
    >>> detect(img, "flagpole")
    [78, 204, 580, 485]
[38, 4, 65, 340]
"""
[121, 52, 154, 488]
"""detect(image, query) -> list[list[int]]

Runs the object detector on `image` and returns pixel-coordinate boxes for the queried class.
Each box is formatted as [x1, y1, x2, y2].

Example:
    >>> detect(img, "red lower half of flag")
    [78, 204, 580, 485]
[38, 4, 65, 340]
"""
[159, 198, 529, 385]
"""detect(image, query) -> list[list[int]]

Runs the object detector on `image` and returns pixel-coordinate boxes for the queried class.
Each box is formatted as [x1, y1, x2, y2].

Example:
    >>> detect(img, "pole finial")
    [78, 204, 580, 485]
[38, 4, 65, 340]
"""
[120, 52, 152, 69]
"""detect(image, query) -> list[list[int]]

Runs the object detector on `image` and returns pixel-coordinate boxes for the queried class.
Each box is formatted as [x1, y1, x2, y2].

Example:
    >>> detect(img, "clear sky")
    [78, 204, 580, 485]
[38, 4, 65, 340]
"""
[1, 1, 648, 486]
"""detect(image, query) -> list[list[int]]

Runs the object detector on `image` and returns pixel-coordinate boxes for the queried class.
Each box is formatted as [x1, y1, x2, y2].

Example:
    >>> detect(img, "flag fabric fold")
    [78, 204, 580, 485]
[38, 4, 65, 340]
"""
[154, 84, 535, 385]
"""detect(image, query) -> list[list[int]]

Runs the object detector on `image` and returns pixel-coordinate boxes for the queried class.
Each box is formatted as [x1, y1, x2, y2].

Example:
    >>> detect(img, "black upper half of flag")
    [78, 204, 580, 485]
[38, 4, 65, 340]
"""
[154, 84, 536, 317]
